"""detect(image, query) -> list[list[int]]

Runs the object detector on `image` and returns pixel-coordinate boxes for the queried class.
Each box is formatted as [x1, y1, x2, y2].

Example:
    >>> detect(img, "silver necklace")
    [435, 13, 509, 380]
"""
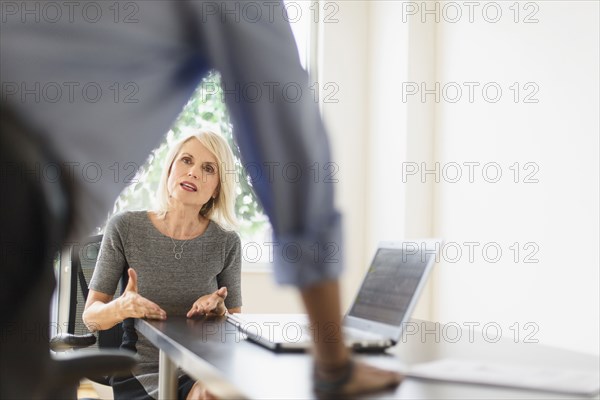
[163, 217, 194, 260]
[169, 236, 188, 260]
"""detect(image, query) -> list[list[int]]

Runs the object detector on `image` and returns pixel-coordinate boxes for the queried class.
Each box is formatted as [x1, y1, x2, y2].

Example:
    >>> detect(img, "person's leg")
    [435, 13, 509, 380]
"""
[301, 280, 404, 397]
[110, 374, 155, 400]
[110, 372, 195, 400]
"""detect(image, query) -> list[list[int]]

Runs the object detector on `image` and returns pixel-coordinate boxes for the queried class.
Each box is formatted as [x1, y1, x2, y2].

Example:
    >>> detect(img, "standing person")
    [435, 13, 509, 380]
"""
[82, 132, 241, 399]
[0, 1, 403, 397]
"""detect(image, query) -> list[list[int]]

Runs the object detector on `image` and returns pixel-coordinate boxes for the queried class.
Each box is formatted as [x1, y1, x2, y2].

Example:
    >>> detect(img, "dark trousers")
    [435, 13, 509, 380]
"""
[111, 374, 195, 400]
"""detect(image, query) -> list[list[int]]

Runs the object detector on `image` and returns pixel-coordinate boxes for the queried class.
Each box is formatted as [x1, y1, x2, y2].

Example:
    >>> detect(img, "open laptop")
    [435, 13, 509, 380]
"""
[227, 240, 442, 352]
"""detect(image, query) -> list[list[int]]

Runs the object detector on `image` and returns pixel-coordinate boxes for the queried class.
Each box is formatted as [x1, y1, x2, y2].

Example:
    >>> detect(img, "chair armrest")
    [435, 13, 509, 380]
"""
[51, 349, 137, 382]
[50, 333, 97, 352]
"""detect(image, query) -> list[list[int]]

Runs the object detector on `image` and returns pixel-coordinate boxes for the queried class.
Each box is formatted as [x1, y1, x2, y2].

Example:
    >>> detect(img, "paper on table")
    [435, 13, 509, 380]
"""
[406, 358, 600, 396]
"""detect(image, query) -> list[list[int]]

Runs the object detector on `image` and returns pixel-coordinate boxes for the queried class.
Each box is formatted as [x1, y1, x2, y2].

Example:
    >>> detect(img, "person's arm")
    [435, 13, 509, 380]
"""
[185, 3, 402, 395]
[188, 1, 343, 343]
[84, 213, 166, 331]
[83, 268, 166, 331]
[82, 290, 121, 332]
[188, 231, 242, 318]
[194, 6, 343, 289]
[217, 232, 243, 312]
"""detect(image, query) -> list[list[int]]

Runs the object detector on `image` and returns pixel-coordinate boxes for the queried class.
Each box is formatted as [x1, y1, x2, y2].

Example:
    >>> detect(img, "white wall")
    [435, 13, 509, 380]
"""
[318, 1, 371, 308]
[432, 1, 599, 355]
[242, 1, 600, 357]
[240, 271, 303, 313]
[364, 0, 599, 356]
[366, 2, 438, 320]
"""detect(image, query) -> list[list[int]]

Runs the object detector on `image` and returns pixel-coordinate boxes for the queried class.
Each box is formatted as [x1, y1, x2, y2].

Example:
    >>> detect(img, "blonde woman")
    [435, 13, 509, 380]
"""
[83, 131, 241, 400]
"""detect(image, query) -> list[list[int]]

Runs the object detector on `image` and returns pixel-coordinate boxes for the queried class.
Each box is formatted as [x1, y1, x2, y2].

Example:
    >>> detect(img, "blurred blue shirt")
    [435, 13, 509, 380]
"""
[0, 1, 342, 287]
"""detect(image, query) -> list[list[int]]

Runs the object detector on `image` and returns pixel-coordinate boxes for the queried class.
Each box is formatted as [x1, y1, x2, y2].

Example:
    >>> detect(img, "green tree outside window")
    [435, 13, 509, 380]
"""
[110, 71, 270, 243]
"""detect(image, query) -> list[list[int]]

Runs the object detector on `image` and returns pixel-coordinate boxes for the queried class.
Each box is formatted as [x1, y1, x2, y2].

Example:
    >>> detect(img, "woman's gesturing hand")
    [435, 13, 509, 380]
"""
[187, 287, 228, 318]
[118, 268, 167, 320]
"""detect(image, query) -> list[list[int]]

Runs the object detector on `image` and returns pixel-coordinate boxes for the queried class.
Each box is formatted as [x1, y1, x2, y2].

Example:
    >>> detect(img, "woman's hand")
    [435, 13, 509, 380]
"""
[187, 287, 228, 318]
[118, 269, 167, 320]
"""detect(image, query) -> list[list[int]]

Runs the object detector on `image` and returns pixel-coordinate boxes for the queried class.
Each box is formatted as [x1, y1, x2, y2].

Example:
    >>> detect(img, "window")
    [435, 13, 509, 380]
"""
[286, 0, 312, 70]
[107, 11, 314, 271]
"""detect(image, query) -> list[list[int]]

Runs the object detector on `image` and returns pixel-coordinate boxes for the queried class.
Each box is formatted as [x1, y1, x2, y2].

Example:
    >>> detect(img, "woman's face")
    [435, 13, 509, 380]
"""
[167, 138, 220, 209]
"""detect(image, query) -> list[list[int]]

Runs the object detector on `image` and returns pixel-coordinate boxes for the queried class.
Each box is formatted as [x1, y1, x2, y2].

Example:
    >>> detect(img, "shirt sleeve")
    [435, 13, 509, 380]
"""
[1, 1, 344, 288]
[89, 212, 130, 296]
[217, 231, 242, 309]
[186, 1, 344, 287]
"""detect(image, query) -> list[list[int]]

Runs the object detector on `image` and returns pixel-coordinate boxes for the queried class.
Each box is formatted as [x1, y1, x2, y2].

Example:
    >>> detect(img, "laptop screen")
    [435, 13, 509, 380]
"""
[348, 247, 432, 326]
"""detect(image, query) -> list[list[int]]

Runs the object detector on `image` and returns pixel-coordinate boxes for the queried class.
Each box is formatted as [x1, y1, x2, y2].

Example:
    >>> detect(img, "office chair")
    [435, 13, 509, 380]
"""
[0, 102, 136, 399]
[50, 235, 130, 396]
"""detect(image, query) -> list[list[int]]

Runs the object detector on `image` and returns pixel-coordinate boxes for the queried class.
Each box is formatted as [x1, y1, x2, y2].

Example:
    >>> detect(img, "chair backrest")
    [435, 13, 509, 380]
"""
[68, 235, 126, 350]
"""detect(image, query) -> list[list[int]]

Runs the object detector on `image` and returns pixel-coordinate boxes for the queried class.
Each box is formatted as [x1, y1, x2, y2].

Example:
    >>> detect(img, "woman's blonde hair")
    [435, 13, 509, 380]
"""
[155, 131, 238, 230]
